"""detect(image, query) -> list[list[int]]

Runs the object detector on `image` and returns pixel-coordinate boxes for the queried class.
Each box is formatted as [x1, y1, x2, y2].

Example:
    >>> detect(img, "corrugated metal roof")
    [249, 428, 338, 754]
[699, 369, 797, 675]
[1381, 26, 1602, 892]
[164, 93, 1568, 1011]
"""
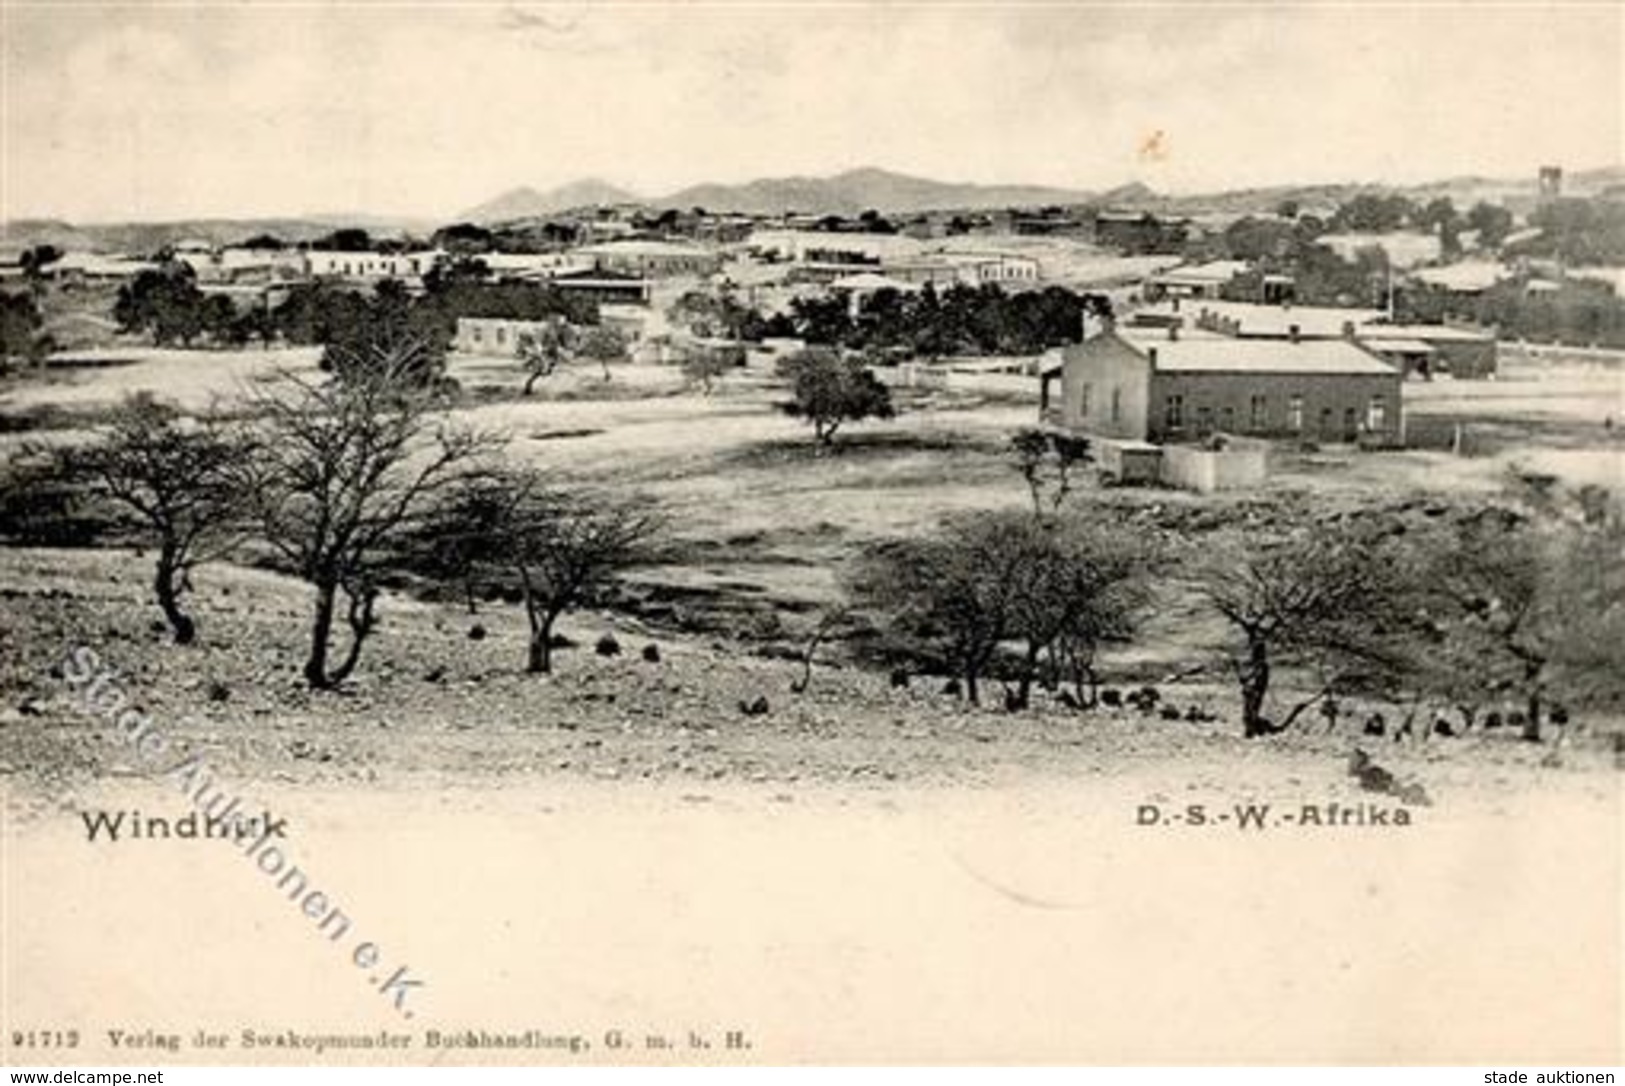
[1359, 324, 1492, 343]
[1132, 337, 1399, 376]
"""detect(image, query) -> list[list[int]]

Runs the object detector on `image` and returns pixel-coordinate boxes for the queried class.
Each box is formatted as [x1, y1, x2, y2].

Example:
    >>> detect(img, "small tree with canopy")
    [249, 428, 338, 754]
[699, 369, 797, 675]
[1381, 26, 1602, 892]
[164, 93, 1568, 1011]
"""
[777, 348, 895, 448]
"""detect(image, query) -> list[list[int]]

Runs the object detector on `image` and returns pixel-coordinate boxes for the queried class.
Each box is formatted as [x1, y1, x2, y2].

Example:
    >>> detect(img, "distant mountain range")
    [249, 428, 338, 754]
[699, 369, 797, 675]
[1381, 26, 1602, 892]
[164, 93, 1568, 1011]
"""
[459, 167, 1097, 223]
[458, 164, 1625, 224]
[6, 164, 1621, 254]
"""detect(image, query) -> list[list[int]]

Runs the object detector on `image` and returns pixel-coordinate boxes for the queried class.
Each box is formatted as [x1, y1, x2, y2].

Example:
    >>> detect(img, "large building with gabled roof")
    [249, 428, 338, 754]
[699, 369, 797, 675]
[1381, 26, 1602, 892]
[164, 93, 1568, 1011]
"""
[1052, 323, 1404, 445]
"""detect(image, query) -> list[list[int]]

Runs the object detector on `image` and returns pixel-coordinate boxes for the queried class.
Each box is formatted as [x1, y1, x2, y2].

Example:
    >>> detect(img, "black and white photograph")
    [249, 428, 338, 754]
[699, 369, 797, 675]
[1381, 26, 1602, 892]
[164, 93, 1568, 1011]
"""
[0, 0, 1621, 1071]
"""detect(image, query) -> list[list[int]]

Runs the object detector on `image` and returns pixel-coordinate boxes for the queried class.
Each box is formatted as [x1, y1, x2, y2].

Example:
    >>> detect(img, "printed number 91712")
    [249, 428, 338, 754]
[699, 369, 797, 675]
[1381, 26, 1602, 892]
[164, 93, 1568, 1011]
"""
[12, 1030, 81, 1048]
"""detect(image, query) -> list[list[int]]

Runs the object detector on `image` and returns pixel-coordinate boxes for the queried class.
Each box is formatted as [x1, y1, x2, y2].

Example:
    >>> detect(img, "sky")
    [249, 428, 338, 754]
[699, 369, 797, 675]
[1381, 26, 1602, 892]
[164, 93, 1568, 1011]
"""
[1, 1, 1620, 223]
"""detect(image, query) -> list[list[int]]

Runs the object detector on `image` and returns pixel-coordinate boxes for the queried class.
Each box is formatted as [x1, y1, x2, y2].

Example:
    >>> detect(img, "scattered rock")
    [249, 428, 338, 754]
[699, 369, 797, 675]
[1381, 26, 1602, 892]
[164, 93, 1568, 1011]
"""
[595, 633, 621, 657]
[467, 624, 487, 642]
[642, 644, 661, 663]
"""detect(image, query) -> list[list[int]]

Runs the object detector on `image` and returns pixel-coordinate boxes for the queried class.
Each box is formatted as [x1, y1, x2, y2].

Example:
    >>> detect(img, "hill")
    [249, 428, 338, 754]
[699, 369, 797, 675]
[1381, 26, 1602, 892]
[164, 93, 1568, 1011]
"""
[460, 179, 642, 224]
[657, 166, 1092, 215]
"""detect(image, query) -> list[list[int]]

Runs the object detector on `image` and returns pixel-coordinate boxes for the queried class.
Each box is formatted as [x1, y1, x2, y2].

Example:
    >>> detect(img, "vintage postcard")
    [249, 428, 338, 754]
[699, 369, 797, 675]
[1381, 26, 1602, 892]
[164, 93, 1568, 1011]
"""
[1, 0, 1620, 1069]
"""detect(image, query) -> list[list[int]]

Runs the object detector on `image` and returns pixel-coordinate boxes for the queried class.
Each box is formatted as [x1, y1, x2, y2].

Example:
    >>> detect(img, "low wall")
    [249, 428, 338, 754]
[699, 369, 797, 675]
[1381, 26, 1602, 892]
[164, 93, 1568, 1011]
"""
[1160, 443, 1268, 492]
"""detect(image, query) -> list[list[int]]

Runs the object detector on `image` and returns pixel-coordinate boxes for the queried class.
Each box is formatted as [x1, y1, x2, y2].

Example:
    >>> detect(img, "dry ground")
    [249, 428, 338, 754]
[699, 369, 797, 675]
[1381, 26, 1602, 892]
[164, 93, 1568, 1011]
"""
[2, 344, 1622, 795]
[3, 346, 1622, 1065]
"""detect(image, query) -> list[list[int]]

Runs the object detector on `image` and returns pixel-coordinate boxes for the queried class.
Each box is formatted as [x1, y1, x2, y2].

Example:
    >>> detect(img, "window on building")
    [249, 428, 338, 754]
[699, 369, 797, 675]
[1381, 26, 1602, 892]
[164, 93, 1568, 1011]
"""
[1368, 395, 1387, 431]
[1288, 395, 1304, 431]
[1320, 407, 1333, 435]
[1080, 382, 1092, 416]
[1197, 406, 1213, 432]
[1250, 395, 1267, 429]
[1110, 387, 1122, 423]
[1165, 394, 1184, 429]
[1220, 406, 1235, 431]
[496, 327, 507, 347]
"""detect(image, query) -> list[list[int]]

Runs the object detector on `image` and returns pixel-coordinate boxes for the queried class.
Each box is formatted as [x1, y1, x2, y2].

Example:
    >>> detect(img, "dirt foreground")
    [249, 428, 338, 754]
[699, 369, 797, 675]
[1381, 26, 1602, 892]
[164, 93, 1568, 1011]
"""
[2, 547, 1620, 1065]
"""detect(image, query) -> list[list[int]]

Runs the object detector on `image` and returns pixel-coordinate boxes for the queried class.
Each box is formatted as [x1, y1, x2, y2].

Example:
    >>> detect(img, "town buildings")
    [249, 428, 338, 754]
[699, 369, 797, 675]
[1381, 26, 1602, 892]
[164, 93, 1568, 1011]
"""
[574, 239, 722, 279]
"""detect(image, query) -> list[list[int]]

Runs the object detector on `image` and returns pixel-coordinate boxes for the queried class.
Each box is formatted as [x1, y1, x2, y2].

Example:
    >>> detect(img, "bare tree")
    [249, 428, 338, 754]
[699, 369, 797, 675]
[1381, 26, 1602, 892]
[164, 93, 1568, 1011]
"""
[846, 510, 1146, 708]
[517, 318, 578, 396]
[431, 467, 662, 674]
[1009, 427, 1092, 519]
[401, 471, 516, 614]
[1200, 520, 1418, 738]
[1412, 502, 1625, 741]
[58, 394, 250, 644]
[245, 343, 499, 688]
[1003, 516, 1148, 709]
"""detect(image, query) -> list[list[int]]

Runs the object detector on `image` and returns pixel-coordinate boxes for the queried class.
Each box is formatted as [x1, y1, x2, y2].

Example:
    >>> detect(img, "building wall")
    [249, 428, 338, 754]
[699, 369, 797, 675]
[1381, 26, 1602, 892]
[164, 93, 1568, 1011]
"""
[1147, 369, 1403, 444]
[305, 251, 439, 280]
[454, 317, 556, 356]
[585, 249, 722, 278]
[963, 254, 1039, 284]
[1161, 444, 1269, 492]
[1058, 333, 1154, 440]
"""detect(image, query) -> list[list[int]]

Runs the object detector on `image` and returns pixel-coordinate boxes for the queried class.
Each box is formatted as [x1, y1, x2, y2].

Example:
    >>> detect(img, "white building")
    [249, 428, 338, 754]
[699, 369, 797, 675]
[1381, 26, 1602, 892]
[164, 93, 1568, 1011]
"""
[175, 246, 305, 283]
[887, 251, 1041, 289]
[303, 249, 444, 281]
[573, 240, 722, 278]
[454, 317, 559, 357]
[478, 252, 592, 280]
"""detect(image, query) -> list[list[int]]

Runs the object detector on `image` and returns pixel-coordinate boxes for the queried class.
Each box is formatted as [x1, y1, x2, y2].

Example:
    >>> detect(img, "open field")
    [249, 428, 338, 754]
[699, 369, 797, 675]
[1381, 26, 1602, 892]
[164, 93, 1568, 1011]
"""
[2, 344, 1622, 781]
[3, 342, 1622, 615]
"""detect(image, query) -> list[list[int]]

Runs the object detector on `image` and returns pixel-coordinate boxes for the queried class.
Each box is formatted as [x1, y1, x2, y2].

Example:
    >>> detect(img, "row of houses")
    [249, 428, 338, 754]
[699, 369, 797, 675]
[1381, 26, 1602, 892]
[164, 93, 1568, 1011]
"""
[748, 229, 1040, 291]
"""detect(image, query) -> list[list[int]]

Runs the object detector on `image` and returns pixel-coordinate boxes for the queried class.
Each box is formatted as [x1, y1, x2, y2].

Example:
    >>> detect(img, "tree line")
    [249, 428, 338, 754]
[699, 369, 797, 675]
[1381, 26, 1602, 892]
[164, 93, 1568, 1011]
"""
[787, 283, 1106, 357]
[843, 433, 1624, 741]
[7, 343, 659, 689]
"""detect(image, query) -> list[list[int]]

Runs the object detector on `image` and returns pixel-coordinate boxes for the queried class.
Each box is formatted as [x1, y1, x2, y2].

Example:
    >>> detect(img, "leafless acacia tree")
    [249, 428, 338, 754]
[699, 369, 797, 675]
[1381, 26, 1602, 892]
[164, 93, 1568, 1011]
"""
[517, 319, 578, 396]
[61, 393, 251, 644]
[245, 343, 499, 688]
[429, 466, 662, 674]
[1200, 521, 1417, 738]
[846, 510, 1147, 708]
